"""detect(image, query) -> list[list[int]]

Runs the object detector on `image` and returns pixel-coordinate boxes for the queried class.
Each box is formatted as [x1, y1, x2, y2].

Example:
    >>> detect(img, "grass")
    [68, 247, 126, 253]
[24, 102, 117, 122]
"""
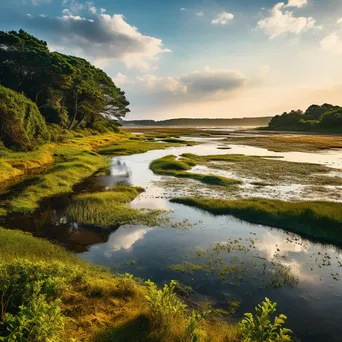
[150, 155, 242, 186]
[171, 197, 342, 245]
[180, 153, 342, 185]
[1, 133, 193, 215]
[0, 227, 245, 342]
[98, 140, 186, 156]
[66, 185, 165, 228]
[225, 135, 342, 152]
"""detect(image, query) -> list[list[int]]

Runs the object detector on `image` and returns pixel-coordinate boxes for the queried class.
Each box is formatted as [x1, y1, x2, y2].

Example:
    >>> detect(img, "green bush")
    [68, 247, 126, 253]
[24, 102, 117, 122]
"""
[239, 297, 292, 342]
[0, 86, 50, 151]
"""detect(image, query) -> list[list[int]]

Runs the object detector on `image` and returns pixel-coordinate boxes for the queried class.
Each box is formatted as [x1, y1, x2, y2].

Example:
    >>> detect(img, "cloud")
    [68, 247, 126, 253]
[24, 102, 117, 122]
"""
[212, 12, 234, 25]
[180, 8, 186, 11]
[135, 67, 247, 99]
[25, 12, 171, 70]
[113, 72, 131, 85]
[257, 2, 320, 39]
[337, 18, 342, 25]
[320, 32, 342, 54]
[285, 0, 308, 8]
[196, 11, 204, 17]
[257, 64, 271, 78]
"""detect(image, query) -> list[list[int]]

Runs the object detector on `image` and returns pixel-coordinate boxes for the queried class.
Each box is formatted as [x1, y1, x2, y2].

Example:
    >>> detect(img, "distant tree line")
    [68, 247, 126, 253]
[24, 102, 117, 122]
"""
[268, 104, 342, 132]
[0, 30, 130, 150]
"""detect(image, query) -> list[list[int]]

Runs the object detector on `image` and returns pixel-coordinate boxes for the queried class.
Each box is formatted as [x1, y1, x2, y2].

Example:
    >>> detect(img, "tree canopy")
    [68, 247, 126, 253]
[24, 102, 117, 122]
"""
[0, 30, 130, 133]
[268, 104, 342, 132]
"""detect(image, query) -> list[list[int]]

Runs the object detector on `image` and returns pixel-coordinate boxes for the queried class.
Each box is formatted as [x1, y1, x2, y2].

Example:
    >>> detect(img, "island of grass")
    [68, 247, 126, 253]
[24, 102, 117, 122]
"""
[171, 197, 342, 245]
[66, 185, 165, 228]
[149, 155, 242, 186]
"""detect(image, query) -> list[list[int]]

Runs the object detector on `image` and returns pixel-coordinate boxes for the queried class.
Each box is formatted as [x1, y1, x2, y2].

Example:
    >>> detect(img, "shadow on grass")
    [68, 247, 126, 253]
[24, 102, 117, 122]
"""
[94, 314, 151, 342]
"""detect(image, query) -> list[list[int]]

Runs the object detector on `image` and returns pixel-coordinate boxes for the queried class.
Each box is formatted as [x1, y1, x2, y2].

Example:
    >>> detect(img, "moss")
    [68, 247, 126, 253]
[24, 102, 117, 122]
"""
[171, 197, 342, 245]
[150, 155, 241, 186]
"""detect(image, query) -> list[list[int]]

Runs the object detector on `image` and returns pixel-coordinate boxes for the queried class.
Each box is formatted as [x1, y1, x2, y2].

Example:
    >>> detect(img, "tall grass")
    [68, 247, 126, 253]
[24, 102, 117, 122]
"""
[171, 197, 342, 245]
[65, 185, 163, 228]
[150, 155, 242, 186]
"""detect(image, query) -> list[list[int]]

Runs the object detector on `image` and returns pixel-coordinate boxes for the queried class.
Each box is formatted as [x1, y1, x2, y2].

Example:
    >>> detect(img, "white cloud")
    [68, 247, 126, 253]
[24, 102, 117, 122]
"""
[285, 0, 308, 8]
[100, 8, 106, 14]
[320, 32, 342, 54]
[136, 67, 247, 98]
[180, 8, 186, 11]
[337, 18, 342, 25]
[196, 11, 204, 17]
[113, 72, 130, 85]
[257, 2, 320, 39]
[25, 13, 171, 70]
[212, 12, 234, 25]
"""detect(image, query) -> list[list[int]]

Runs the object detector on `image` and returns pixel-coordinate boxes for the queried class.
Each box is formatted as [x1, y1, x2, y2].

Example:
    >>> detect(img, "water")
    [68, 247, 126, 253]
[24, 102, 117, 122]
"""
[77, 141, 342, 342]
[4, 138, 342, 341]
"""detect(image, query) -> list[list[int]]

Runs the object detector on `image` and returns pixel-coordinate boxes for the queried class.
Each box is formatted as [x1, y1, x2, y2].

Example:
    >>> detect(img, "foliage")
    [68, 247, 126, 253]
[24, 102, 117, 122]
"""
[0, 29, 130, 150]
[0, 86, 50, 151]
[239, 297, 292, 342]
[268, 103, 342, 132]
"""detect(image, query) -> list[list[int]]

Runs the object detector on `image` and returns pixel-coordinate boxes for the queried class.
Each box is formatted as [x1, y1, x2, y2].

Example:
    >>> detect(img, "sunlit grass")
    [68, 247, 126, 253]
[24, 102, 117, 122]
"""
[65, 185, 164, 228]
[225, 135, 342, 152]
[150, 155, 242, 186]
[171, 197, 342, 244]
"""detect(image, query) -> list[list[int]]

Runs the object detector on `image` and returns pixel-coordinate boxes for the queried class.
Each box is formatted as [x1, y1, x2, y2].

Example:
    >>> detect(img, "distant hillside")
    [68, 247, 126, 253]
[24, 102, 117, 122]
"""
[121, 117, 272, 127]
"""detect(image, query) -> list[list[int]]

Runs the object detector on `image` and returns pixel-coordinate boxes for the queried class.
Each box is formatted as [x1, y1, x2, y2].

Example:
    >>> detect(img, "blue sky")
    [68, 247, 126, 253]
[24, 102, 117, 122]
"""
[1, 0, 342, 119]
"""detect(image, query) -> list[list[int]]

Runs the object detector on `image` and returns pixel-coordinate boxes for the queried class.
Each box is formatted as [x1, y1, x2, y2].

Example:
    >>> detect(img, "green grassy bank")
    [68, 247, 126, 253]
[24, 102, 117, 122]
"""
[171, 197, 342, 245]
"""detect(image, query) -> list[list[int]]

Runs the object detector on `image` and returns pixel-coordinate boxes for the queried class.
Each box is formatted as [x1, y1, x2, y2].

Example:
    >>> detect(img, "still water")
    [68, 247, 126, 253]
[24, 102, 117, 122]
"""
[78, 142, 342, 342]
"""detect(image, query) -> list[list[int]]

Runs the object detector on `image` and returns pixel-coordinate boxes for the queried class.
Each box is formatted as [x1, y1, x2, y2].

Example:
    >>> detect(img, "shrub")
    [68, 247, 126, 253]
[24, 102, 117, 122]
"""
[239, 297, 292, 342]
[0, 86, 50, 151]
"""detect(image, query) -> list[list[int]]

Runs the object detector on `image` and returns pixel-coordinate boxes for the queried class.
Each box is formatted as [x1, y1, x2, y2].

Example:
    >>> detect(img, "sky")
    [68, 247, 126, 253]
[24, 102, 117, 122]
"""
[1, 0, 342, 120]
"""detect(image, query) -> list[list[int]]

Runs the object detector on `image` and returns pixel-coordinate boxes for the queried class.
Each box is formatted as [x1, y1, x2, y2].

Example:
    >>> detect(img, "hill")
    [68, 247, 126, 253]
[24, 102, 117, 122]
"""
[121, 116, 272, 127]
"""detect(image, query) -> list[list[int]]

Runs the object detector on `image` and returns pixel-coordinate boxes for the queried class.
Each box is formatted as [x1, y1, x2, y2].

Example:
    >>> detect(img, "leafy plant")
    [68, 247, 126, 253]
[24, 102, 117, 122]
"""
[4, 283, 65, 342]
[239, 297, 292, 342]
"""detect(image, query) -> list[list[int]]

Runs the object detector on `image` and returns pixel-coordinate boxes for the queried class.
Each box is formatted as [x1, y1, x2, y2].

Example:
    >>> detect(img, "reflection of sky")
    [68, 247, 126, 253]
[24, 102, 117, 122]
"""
[254, 231, 318, 283]
[101, 225, 154, 257]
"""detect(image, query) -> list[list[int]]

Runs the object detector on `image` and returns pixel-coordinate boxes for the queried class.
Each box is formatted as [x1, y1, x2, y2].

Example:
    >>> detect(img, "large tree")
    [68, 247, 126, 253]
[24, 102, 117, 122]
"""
[0, 30, 130, 130]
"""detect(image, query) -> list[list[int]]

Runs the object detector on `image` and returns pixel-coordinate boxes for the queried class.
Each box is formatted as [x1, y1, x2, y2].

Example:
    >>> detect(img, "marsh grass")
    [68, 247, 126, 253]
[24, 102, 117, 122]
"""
[171, 197, 342, 244]
[150, 155, 242, 186]
[179, 153, 342, 186]
[66, 185, 165, 228]
[98, 140, 184, 156]
[225, 135, 342, 152]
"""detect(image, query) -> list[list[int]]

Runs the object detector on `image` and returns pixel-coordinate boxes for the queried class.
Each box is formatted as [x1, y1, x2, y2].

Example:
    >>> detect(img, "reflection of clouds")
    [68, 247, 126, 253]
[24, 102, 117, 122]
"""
[103, 225, 153, 258]
[255, 231, 317, 283]
[110, 159, 131, 177]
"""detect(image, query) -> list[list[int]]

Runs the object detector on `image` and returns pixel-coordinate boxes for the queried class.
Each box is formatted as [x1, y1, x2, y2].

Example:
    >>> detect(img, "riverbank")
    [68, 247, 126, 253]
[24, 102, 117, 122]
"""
[0, 132, 190, 216]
